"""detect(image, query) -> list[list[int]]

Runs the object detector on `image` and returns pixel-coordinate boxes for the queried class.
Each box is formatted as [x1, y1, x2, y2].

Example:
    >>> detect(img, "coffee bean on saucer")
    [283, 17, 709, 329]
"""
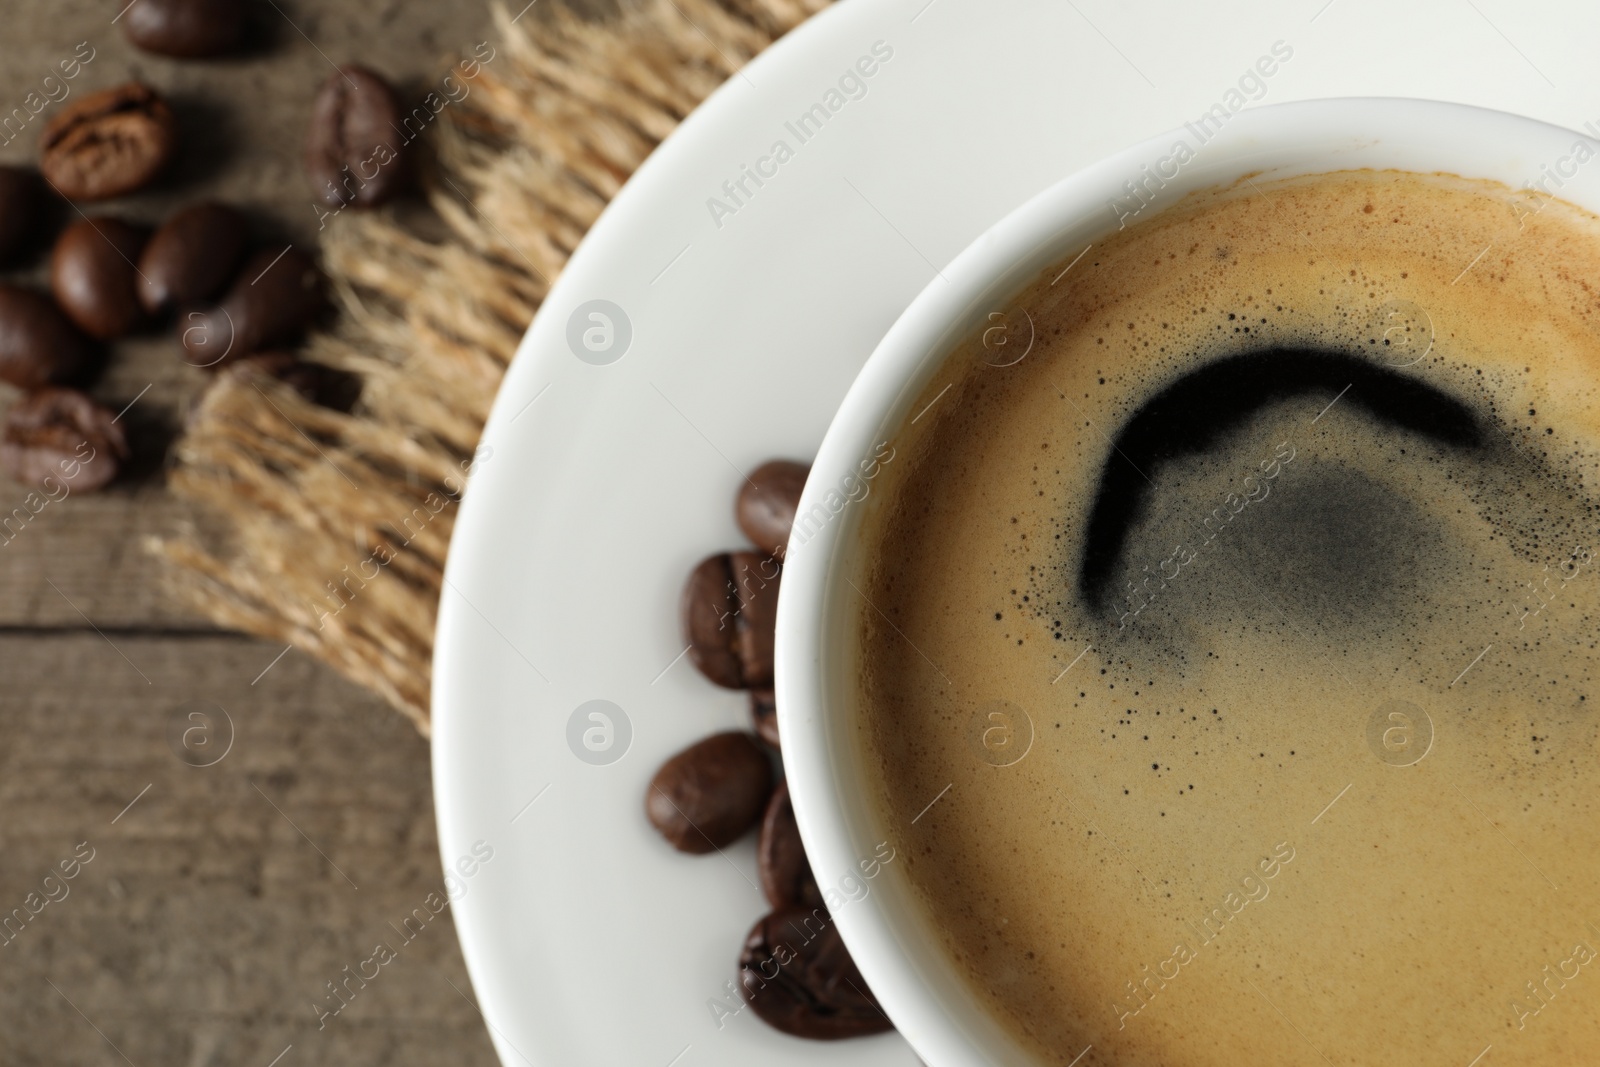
[0, 388, 128, 492]
[645, 732, 774, 854]
[738, 905, 893, 1039]
[180, 246, 325, 367]
[123, 0, 245, 58]
[682, 551, 781, 689]
[737, 459, 809, 559]
[40, 83, 176, 201]
[305, 65, 407, 209]
[683, 554, 743, 687]
[50, 217, 147, 340]
[0, 285, 92, 389]
[750, 688, 780, 748]
[0, 167, 46, 266]
[138, 202, 249, 316]
[728, 553, 781, 686]
[759, 783, 822, 910]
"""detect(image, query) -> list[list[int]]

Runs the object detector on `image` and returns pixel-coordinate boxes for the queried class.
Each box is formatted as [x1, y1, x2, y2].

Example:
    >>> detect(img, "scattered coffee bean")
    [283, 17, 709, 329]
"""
[737, 459, 809, 559]
[681, 551, 781, 689]
[40, 83, 176, 202]
[123, 0, 245, 58]
[305, 65, 408, 209]
[50, 217, 147, 340]
[645, 732, 774, 854]
[758, 784, 822, 910]
[0, 167, 46, 266]
[0, 388, 128, 492]
[683, 554, 742, 687]
[0, 285, 92, 389]
[750, 688, 780, 748]
[738, 905, 892, 1039]
[180, 246, 325, 367]
[668, 471, 896, 1042]
[138, 202, 249, 315]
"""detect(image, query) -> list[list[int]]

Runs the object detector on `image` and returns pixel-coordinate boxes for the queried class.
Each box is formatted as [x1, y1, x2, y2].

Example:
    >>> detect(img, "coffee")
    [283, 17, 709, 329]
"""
[0, 284, 92, 389]
[1, 387, 128, 492]
[50, 216, 149, 341]
[122, 0, 245, 59]
[180, 246, 325, 366]
[39, 83, 176, 202]
[138, 201, 250, 315]
[851, 170, 1600, 1064]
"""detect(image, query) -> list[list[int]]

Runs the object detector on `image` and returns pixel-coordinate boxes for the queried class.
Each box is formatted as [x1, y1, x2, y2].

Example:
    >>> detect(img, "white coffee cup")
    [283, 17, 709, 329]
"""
[775, 97, 1596, 1066]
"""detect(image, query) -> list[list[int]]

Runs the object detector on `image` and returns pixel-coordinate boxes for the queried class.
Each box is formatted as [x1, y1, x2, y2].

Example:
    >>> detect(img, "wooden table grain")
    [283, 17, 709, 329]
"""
[0, 3, 515, 1064]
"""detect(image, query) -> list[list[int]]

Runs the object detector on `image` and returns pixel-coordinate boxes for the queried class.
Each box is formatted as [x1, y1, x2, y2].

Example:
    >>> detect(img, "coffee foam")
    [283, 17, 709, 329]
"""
[852, 170, 1600, 1064]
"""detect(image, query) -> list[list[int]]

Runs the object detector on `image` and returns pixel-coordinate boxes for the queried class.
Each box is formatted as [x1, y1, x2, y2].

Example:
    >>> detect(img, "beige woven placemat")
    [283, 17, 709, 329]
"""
[149, 0, 829, 734]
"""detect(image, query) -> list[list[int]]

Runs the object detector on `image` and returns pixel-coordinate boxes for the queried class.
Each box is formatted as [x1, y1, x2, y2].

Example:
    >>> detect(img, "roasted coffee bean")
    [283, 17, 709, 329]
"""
[737, 459, 809, 559]
[180, 246, 325, 367]
[682, 551, 781, 689]
[0, 285, 92, 389]
[729, 553, 780, 686]
[0, 167, 45, 266]
[738, 905, 892, 1039]
[645, 732, 773, 854]
[750, 688, 780, 748]
[759, 784, 822, 910]
[683, 554, 742, 687]
[0, 388, 128, 492]
[39, 83, 176, 201]
[50, 217, 147, 340]
[138, 202, 248, 315]
[305, 65, 407, 209]
[123, 0, 245, 58]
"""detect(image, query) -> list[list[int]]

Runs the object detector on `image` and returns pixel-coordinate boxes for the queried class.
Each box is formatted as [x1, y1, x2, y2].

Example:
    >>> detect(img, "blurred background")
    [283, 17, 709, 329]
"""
[0, 3, 539, 1064]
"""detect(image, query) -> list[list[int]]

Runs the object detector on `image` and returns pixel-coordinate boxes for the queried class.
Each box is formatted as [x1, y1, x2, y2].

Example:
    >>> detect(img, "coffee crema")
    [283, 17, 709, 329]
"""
[850, 169, 1600, 1065]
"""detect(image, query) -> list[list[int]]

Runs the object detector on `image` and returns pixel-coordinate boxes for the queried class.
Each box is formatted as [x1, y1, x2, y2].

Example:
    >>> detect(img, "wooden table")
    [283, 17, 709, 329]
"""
[1, 3, 516, 1063]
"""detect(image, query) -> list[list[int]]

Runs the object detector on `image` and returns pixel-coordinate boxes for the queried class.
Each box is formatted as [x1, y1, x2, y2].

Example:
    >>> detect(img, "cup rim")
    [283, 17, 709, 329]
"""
[774, 96, 1599, 1066]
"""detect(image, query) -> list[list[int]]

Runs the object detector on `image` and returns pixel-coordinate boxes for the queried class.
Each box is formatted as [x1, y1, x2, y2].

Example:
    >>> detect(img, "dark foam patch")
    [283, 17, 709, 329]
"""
[1107, 450, 1453, 654]
[1209, 464, 1438, 624]
[1078, 348, 1482, 611]
[1023, 337, 1600, 732]
[1030, 325, 1600, 701]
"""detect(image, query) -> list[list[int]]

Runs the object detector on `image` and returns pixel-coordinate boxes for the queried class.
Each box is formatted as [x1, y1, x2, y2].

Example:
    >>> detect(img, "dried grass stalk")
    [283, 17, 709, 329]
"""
[149, 0, 825, 733]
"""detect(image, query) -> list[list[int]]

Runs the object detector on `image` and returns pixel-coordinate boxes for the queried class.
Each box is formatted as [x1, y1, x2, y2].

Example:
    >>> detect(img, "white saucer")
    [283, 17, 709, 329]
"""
[431, 1, 1600, 1063]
